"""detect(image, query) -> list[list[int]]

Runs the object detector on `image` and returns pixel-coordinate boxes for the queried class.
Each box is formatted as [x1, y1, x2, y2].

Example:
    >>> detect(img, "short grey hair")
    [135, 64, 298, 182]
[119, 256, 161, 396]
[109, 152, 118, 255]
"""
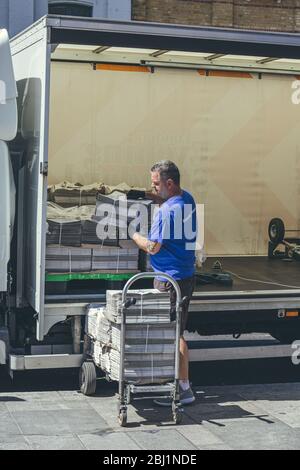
[151, 160, 180, 185]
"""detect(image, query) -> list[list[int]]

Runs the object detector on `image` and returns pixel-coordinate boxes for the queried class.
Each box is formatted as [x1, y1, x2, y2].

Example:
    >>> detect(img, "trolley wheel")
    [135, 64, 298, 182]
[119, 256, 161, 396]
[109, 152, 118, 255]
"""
[268, 218, 285, 244]
[79, 361, 97, 396]
[172, 401, 183, 425]
[118, 409, 128, 427]
[173, 408, 183, 425]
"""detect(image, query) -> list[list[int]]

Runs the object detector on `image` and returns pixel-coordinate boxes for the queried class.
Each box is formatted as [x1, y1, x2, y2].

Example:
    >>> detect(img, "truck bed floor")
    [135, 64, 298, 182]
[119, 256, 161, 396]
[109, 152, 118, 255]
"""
[196, 256, 300, 293]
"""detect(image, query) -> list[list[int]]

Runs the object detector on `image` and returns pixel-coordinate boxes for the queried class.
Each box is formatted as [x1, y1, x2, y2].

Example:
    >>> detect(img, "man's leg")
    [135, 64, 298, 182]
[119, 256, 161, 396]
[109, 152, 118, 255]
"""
[179, 336, 189, 381]
[153, 335, 194, 406]
[177, 279, 195, 401]
[153, 277, 195, 406]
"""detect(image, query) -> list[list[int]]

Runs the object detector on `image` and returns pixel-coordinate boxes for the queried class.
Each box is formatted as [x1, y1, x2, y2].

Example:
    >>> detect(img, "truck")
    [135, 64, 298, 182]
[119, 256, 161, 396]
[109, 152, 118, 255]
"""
[1, 14, 300, 377]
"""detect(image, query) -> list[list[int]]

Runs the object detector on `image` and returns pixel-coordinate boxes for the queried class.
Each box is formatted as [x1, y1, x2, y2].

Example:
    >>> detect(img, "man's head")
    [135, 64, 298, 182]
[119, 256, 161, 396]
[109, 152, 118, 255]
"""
[150, 160, 181, 200]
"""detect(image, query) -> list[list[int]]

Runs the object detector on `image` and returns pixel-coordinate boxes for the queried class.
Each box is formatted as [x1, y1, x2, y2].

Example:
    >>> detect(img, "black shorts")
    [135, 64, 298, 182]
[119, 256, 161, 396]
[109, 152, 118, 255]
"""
[153, 276, 195, 335]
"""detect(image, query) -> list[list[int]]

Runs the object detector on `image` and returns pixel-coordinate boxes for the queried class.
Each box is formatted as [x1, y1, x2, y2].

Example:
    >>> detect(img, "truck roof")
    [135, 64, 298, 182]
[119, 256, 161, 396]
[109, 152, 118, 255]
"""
[10, 14, 300, 60]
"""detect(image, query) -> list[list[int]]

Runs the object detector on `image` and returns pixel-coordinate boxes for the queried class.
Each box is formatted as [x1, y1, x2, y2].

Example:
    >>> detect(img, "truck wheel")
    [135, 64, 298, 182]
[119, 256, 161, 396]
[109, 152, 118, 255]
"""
[79, 361, 97, 395]
[270, 329, 300, 344]
[268, 218, 285, 244]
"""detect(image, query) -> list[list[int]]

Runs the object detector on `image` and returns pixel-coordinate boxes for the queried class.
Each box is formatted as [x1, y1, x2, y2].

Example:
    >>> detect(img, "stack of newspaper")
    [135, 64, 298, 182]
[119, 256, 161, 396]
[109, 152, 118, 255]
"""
[46, 246, 92, 272]
[46, 219, 82, 247]
[105, 289, 171, 324]
[96, 192, 153, 240]
[91, 246, 139, 271]
[48, 182, 103, 207]
[45, 245, 140, 273]
[81, 218, 118, 246]
[85, 292, 175, 384]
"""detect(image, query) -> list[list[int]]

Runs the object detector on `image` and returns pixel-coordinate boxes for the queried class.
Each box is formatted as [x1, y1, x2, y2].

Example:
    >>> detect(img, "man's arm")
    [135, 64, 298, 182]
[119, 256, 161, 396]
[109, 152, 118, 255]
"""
[132, 232, 162, 255]
[126, 189, 165, 206]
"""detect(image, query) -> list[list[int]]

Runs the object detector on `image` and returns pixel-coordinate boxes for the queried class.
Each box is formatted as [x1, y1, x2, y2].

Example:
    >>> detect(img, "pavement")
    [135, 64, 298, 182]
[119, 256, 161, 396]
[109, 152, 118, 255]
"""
[1, 378, 300, 450]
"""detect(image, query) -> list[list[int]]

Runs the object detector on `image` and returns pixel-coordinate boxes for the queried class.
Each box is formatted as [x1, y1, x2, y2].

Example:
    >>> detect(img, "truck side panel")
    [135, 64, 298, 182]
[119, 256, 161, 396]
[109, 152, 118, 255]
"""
[11, 27, 50, 340]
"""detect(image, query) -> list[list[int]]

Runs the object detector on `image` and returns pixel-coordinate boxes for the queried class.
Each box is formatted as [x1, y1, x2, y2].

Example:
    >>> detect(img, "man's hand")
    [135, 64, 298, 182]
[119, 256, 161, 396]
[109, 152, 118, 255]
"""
[132, 232, 162, 254]
[127, 189, 146, 200]
[127, 189, 165, 206]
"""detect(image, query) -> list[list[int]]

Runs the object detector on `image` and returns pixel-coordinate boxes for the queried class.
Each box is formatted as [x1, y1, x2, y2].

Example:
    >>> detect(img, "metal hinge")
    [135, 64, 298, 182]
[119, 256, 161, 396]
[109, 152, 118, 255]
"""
[40, 162, 48, 176]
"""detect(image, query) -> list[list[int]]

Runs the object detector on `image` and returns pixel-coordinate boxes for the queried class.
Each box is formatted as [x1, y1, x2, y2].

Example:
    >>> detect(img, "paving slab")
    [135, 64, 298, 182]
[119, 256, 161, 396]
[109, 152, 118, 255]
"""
[204, 417, 300, 450]
[0, 436, 30, 450]
[0, 392, 60, 402]
[128, 429, 197, 450]
[177, 423, 230, 449]
[11, 409, 110, 436]
[78, 432, 141, 450]
[0, 411, 22, 435]
[58, 390, 89, 401]
[5, 400, 92, 412]
[201, 383, 300, 398]
[184, 401, 256, 423]
[26, 434, 85, 450]
[244, 400, 300, 428]
[199, 443, 233, 450]
[221, 383, 300, 399]
[90, 395, 196, 430]
[238, 388, 300, 402]
[195, 389, 246, 404]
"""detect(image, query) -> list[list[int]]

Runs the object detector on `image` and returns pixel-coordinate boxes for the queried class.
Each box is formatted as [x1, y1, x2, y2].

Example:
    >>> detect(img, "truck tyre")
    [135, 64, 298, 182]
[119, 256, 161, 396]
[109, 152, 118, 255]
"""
[268, 218, 285, 244]
[79, 361, 97, 395]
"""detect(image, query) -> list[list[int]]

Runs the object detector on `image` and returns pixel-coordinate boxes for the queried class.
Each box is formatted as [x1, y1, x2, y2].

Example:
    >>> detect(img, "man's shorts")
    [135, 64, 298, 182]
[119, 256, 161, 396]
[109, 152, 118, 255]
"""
[153, 276, 195, 336]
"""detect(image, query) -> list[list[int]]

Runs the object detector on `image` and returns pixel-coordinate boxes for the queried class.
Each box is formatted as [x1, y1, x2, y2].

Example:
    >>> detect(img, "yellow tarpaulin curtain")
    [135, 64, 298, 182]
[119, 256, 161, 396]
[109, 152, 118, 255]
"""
[49, 62, 300, 256]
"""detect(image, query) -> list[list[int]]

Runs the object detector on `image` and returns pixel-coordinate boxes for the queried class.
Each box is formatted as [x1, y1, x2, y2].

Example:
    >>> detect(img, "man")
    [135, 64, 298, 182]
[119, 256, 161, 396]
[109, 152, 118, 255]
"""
[131, 160, 196, 406]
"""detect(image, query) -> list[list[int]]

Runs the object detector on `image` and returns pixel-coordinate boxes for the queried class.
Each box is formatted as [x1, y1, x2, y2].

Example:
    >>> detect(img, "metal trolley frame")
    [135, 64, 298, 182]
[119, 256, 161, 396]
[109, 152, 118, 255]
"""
[80, 272, 185, 426]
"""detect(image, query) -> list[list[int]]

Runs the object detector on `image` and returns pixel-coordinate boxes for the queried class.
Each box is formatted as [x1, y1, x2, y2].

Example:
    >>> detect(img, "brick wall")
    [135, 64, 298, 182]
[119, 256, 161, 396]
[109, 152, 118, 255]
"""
[132, 0, 300, 32]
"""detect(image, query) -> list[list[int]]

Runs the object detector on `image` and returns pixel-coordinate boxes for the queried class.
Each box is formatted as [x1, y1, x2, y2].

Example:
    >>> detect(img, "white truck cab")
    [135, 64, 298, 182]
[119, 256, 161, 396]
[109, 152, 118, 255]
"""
[0, 29, 17, 364]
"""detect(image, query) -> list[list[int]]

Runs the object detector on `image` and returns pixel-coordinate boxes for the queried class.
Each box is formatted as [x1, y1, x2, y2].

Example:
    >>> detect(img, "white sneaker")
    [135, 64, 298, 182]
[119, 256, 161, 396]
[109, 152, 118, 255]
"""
[153, 387, 195, 407]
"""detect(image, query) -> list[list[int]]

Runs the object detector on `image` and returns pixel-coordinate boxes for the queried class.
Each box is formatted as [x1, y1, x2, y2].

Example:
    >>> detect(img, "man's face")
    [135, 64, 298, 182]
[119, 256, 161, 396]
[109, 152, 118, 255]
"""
[151, 171, 169, 200]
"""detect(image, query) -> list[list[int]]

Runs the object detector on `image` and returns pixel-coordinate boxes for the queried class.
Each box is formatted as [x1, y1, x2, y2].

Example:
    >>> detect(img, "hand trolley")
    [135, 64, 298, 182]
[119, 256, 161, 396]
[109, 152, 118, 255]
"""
[80, 272, 185, 427]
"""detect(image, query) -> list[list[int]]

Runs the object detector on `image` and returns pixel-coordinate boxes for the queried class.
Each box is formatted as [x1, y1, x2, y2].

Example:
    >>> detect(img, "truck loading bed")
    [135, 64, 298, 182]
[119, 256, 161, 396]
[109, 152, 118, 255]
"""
[196, 256, 300, 293]
[187, 257, 300, 340]
[44, 256, 300, 304]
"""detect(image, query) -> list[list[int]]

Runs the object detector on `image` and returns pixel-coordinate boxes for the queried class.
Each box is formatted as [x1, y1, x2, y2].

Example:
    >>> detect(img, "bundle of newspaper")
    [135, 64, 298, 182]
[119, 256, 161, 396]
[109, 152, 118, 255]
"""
[46, 246, 92, 272]
[94, 346, 175, 384]
[86, 305, 175, 349]
[105, 289, 171, 324]
[48, 181, 105, 207]
[96, 191, 153, 241]
[45, 245, 140, 273]
[46, 203, 95, 246]
[85, 303, 175, 384]
[81, 218, 119, 246]
[91, 245, 139, 271]
[46, 219, 82, 247]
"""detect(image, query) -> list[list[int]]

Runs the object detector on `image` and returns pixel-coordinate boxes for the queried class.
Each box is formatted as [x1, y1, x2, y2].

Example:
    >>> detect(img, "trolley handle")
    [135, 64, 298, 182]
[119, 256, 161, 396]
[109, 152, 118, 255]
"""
[119, 272, 183, 398]
[123, 294, 185, 311]
[121, 272, 182, 308]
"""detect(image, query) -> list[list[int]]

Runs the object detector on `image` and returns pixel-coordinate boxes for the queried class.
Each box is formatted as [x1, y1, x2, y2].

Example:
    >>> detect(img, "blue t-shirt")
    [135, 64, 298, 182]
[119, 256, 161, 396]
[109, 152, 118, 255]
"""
[148, 190, 197, 280]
